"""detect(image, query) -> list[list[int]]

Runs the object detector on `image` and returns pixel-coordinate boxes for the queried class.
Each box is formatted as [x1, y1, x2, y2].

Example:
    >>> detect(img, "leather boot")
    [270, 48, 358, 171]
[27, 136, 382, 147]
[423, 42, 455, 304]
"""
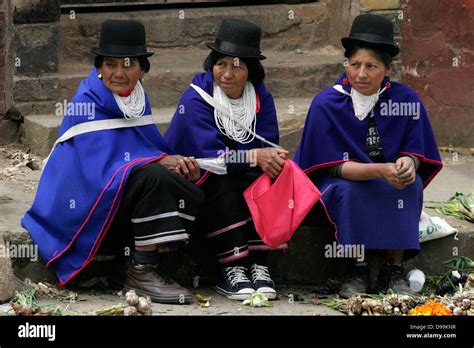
[123, 264, 193, 304]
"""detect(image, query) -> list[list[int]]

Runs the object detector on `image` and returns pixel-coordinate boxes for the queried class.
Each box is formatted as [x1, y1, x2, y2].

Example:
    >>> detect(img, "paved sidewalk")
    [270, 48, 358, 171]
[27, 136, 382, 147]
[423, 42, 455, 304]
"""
[25, 286, 343, 316]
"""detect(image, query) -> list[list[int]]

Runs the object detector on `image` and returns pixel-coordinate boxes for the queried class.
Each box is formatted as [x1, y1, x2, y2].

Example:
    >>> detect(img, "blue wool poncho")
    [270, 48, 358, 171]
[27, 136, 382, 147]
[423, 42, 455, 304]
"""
[22, 68, 173, 284]
[164, 70, 279, 184]
[294, 75, 443, 255]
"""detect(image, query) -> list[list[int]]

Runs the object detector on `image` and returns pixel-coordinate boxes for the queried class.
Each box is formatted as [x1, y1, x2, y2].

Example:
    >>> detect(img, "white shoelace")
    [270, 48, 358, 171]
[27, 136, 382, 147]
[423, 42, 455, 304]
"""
[213, 82, 257, 144]
[225, 266, 250, 286]
[113, 80, 146, 120]
[250, 264, 272, 282]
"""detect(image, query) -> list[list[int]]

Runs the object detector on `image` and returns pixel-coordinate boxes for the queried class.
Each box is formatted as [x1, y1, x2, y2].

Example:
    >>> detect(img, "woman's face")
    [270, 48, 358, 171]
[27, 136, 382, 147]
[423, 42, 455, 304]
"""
[99, 57, 144, 95]
[344, 48, 391, 96]
[213, 56, 249, 99]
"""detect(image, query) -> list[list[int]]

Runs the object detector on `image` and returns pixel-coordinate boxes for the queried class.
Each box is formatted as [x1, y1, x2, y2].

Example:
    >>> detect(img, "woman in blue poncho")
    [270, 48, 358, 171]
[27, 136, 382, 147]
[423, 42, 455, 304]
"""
[22, 20, 204, 304]
[165, 18, 290, 301]
[295, 14, 443, 297]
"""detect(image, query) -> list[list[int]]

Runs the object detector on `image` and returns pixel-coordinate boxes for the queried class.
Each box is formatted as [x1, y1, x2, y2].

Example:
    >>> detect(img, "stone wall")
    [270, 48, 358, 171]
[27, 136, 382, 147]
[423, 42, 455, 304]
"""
[3, 0, 473, 146]
[13, 0, 60, 117]
[0, 0, 18, 145]
[401, 0, 474, 147]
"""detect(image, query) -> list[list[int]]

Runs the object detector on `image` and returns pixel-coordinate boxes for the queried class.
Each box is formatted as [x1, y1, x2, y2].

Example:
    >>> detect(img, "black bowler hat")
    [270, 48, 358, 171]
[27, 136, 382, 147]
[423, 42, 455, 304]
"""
[341, 13, 399, 56]
[92, 19, 153, 57]
[206, 18, 266, 60]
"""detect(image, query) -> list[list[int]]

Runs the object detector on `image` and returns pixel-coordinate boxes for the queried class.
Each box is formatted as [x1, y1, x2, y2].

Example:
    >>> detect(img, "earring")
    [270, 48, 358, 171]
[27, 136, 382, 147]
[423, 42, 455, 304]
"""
[97, 73, 102, 79]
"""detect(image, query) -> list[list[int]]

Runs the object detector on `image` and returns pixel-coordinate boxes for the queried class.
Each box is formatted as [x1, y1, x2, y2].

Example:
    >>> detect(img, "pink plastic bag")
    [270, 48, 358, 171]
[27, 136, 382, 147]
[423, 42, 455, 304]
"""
[243, 160, 321, 248]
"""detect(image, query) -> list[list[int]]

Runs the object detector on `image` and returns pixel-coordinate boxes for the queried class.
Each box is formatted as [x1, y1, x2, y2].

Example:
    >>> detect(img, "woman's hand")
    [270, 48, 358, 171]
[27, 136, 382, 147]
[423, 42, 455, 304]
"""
[250, 148, 290, 179]
[379, 163, 407, 190]
[159, 155, 201, 181]
[395, 156, 416, 186]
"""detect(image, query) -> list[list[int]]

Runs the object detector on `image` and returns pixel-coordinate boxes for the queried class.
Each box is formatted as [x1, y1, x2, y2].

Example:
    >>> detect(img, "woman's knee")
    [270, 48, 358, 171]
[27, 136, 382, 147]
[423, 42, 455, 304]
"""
[132, 162, 173, 184]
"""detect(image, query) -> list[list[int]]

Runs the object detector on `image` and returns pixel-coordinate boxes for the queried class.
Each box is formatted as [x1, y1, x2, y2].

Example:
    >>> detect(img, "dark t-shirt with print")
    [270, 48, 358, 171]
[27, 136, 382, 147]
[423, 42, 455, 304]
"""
[365, 111, 386, 163]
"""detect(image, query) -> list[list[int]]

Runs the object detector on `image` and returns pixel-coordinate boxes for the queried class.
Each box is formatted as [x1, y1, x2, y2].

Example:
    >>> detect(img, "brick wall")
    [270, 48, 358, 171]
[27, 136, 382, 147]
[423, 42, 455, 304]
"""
[354, 0, 473, 147]
[401, 0, 474, 147]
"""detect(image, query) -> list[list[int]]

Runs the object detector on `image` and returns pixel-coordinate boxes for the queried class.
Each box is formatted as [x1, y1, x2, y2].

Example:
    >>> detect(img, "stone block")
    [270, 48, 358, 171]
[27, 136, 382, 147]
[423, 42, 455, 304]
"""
[13, 0, 60, 24]
[15, 100, 56, 116]
[14, 22, 59, 76]
[361, 0, 400, 11]
[0, 117, 19, 145]
[60, 2, 336, 63]
[20, 114, 59, 156]
[14, 75, 59, 102]
[0, 240, 15, 302]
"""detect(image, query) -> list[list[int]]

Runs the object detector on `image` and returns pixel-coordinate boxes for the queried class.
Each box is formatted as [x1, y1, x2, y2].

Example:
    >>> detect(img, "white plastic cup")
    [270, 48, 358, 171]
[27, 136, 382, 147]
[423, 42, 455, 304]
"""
[407, 269, 425, 292]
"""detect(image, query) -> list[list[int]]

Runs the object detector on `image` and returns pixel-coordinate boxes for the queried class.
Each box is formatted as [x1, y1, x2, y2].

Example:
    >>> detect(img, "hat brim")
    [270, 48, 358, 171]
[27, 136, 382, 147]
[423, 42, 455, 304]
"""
[341, 37, 399, 57]
[206, 43, 266, 60]
[91, 48, 154, 58]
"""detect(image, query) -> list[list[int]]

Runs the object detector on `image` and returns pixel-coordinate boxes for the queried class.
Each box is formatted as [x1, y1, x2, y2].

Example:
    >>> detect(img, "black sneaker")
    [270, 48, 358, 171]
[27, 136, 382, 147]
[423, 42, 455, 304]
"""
[216, 266, 255, 301]
[250, 264, 277, 300]
[338, 263, 371, 298]
[375, 264, 413, 294]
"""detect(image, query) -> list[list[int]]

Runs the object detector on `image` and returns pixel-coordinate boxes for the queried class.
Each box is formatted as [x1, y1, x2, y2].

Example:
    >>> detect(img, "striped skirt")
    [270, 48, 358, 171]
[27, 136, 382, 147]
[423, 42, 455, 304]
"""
[98, 162, 205, 254]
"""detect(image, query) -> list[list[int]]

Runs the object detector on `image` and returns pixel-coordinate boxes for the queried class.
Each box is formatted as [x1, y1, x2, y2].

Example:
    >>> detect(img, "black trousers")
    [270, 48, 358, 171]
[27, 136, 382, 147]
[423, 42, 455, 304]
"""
[197, 172, 287, 264]
[98, 162, 205, 255]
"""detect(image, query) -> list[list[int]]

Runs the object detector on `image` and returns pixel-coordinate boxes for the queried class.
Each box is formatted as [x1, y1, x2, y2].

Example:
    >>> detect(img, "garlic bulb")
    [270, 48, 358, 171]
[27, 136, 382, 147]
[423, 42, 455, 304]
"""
[125, 290, 139, 306]
[124, 306, 138, 316]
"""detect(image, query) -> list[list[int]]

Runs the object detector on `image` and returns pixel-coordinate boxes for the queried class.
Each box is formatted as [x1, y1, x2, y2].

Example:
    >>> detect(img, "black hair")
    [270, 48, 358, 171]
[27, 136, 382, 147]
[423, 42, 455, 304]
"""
[203, 51, 265, 85]
[94, 55, 150, 73]
[344, 46, 393, 68]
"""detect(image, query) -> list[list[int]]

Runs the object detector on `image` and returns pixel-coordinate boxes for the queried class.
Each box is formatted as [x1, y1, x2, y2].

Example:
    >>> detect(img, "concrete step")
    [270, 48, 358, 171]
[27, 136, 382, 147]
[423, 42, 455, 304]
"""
[20, 97, 314, 157]
[56, 47, 343, 109]
[59, 0, 349, 61]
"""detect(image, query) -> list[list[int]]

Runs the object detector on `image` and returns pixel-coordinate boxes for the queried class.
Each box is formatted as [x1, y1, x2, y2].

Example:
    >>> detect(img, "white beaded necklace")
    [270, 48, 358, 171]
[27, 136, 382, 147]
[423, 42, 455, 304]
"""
[113, 80, 146, 120]
[213, 81, 257, 144]
[350, 87, 380, 121]
[350, 86, 388, 121]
